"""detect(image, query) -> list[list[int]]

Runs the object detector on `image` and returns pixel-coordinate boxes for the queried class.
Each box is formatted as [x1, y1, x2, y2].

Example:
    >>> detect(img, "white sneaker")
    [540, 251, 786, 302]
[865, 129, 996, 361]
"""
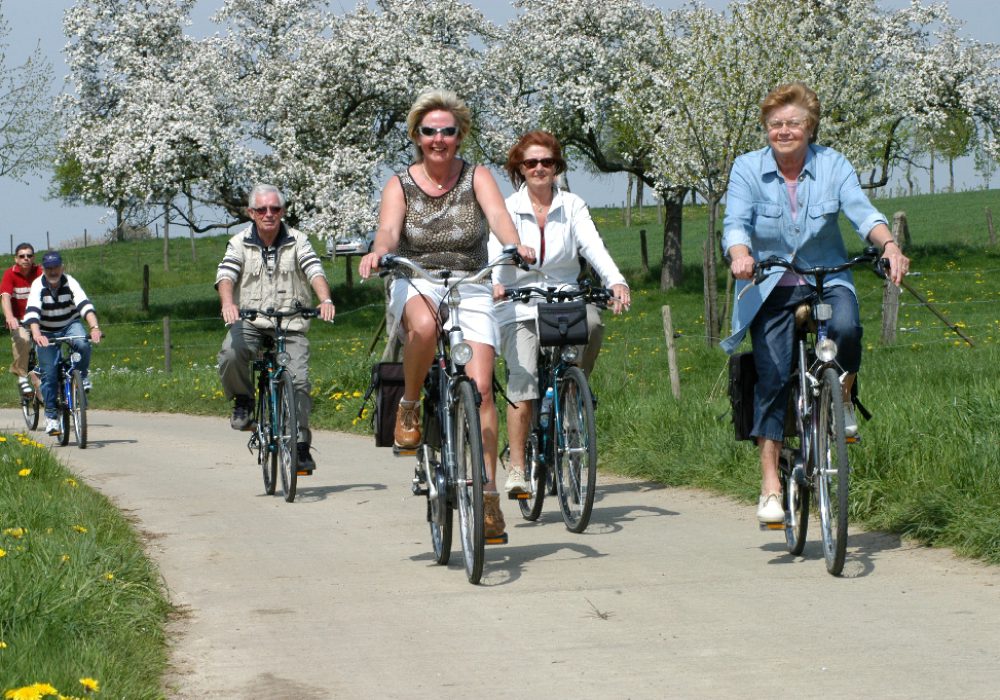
[45, 418, 61, 436]
[843, 404, 858, 438]
[82, 376, 93, 392]
[18, 376, 32, 395]
[756, 492, 784, 523]
[504, 468, 528, 495]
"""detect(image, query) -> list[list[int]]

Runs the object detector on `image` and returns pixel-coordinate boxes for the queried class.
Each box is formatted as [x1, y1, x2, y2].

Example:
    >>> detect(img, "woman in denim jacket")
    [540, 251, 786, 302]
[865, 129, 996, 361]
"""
[722, 82, 909, 524]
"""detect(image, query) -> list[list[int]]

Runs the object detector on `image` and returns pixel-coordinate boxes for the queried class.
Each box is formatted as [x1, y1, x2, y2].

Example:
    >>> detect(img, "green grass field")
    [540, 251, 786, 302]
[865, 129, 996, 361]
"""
[2, 187, 999, 696]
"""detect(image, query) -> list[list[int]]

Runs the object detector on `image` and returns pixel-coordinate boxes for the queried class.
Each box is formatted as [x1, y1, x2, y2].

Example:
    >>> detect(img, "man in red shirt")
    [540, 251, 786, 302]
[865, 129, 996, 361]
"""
[1, 243, 43, 395]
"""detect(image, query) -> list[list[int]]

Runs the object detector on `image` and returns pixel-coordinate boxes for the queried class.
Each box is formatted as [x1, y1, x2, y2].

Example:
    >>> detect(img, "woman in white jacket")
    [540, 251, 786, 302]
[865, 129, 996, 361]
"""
[490, 130, 630, 495]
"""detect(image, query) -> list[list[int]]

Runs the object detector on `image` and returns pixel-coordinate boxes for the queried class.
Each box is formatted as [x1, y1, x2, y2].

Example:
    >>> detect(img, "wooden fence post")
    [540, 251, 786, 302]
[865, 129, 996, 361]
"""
[142, 264, 150, 312]
[661, 305, 681, 400]
[987, 207, 996, 246]
[344, 255, 353, 288]
[892, 211, 910, 249]
[163, 316, 172, 373]
[881, 224, 900, 344]
[639, 228, 649, 275]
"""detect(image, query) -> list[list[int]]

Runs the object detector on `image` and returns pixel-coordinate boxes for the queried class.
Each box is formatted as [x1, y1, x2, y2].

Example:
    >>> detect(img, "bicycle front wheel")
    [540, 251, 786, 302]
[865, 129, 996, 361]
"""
[257, 385, 277, 495]
[555, 367, 598, 533]
[816, 367, 849, 575]
[454, 379, 485, 584]
[71, 372, 88, 449]
[781, 448, 808, 556]
[276, 372, 299, 503]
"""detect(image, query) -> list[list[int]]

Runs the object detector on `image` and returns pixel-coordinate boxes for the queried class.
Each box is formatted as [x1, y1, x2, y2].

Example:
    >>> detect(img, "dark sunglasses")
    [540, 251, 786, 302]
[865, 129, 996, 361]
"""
[418, 126, 458, 138]
[251, 206, 283, 215]
[16, 253, 34, 259]
[521, 158, 557, 169]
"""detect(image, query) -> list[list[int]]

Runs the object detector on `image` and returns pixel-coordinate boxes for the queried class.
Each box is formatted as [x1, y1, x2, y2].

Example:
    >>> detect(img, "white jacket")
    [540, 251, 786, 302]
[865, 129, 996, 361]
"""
[489, 186, 627, 326]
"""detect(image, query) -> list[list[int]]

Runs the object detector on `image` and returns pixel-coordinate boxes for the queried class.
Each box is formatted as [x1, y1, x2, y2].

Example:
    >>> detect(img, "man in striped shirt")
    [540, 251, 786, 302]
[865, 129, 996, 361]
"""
[24, 251, 103, 436]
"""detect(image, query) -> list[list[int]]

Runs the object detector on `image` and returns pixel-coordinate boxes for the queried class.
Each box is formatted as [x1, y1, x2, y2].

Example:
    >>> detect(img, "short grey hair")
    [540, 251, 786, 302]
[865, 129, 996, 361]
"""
[248, 184, 285, 209]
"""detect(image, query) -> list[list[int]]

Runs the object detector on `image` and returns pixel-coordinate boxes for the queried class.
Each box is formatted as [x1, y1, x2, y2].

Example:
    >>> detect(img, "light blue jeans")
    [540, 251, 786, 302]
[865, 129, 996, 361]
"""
[36, 320, 91, 419]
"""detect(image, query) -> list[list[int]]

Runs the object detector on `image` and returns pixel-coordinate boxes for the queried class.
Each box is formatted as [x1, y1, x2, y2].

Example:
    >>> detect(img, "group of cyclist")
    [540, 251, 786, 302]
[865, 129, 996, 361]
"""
[213, 81, 907, 537]
[2, 246, 101, 437]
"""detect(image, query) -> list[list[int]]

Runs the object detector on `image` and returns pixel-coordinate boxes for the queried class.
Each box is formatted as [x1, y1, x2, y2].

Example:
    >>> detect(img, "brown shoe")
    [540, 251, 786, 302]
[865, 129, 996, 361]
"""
[483, 492, 506, 538]
[394, 399, 421, 448]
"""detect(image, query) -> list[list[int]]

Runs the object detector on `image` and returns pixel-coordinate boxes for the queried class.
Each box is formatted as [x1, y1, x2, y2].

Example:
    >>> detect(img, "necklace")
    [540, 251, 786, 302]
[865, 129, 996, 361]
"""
[421, 161, 448, 190]
[528, 193, 551, 215]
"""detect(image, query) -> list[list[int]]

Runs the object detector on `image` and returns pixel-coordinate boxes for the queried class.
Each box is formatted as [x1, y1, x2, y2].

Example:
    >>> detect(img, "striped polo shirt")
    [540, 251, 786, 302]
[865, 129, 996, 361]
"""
[23, 273, 96, 333]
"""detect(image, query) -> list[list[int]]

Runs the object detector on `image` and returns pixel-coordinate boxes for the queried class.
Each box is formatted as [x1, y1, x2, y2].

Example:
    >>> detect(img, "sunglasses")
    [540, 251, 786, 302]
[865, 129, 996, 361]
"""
[418, 126, 458, 138]
[521, 158, 557, 169]
[251, 206, 283, 215]
[16, 253, 34, 259]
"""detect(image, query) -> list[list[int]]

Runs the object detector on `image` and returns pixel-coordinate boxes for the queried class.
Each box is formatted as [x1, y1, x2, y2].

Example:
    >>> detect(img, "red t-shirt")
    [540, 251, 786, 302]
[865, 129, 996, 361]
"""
[0, 263, 43, 319]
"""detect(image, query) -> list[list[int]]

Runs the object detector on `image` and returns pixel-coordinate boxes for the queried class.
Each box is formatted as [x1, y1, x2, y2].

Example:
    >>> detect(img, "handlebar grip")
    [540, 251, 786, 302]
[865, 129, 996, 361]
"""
[379, 253, 397, 269]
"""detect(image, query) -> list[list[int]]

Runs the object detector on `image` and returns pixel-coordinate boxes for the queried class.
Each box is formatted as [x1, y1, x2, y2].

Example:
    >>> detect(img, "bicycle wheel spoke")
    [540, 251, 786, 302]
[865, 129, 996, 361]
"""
[454, 380, 485, 584]
[555, 367, 597, 533]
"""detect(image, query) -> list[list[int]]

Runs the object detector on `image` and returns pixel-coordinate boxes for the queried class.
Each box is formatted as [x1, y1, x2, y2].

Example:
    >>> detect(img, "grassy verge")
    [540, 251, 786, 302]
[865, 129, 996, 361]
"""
[0, 432, 170, 699]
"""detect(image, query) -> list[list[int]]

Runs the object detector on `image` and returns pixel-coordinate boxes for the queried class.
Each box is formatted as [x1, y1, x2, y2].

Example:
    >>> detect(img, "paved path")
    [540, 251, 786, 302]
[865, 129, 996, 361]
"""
[3, 409, 998, 699]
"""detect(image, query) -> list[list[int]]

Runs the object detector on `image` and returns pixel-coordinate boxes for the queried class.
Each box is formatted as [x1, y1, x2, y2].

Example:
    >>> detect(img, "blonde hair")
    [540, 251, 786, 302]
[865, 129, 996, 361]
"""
[760, 82, 821, 143]
[405, 90, 472, 148]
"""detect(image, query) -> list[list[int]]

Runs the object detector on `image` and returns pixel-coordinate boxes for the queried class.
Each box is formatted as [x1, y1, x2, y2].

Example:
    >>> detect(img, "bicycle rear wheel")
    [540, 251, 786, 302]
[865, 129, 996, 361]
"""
[555, 367, 597, 533]
[422, 444, 452, 566]
[257, 385, 277, 495]
[454, 380, 485, 584]
[816, 367, 849, 575]
[276, 372, 299, 503]
[517, 429, 546, 521]
[21, 391, 39, 431]
[781, 448, 808, 555]
[71, 372, 88, 449]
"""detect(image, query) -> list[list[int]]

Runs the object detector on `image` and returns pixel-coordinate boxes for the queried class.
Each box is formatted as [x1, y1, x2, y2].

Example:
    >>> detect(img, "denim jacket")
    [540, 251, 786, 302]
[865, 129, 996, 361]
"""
[720, 144, 887, 353]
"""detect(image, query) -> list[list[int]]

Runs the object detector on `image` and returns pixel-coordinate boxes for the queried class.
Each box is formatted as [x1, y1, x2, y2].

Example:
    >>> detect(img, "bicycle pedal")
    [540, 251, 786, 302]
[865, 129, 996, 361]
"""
[758, 521, 785, 531]
[296, 469, 313, 476]
[393, 446, 418, 457]
[846, 435, 862, 444]
[485, 533, 509, 545]
[412, 482, 429, 496]
[507, 492, 530, 500]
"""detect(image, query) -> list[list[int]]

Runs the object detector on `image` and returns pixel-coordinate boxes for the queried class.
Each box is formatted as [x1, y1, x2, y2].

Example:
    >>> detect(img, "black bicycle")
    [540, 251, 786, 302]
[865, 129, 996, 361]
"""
[380, 246, 520, 585]
[241, 306, 318, 503]
[752, 246, 886, 575]
[499, 284, 613, 533]
[46, 335, 90, 449]
[19, 348, 41, 431]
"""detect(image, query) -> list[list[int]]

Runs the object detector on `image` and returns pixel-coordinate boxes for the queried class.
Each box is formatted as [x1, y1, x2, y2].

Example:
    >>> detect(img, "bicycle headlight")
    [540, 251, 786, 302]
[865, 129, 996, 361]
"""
[560, 346, 579, 363]
[815, 338, 838, 362]
[452, 342, 473, 366]
[70, 352, 82, 363]
[277, 351, 292, 367]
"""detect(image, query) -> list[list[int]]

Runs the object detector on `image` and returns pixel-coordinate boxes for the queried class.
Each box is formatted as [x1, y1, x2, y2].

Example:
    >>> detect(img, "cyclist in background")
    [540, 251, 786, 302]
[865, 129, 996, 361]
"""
[489, 130, 630, 496]
[216, 183, 336, 474]
[23, 251, 102, 436]
[1, 243, 43, 397]
[722, 82, 909, 523]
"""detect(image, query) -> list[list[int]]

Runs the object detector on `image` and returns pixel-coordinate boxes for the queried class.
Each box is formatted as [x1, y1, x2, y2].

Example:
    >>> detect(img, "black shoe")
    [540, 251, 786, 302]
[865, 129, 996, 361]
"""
[297, 442, 315, 474]
[230, 396, 254, 431]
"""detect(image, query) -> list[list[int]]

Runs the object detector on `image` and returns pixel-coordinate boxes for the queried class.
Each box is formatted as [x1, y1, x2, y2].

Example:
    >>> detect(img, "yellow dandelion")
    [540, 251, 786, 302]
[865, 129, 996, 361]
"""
[0, 640, 6, 648]
[0, 548, 6, 558]
[72, 525, 88, 534]
[78, 678, 100, 693]
[352, 390, 362, 398]
[61, 554, 70, 563]
[103, 572, 114, 581]
[2, 527, 26, 538]
[0, 436, 6, 443]
[144, 393, 150, 399]
[15, 458, 22, 465]
[64, 478, 78, 488]
[18, 468, 31, 477]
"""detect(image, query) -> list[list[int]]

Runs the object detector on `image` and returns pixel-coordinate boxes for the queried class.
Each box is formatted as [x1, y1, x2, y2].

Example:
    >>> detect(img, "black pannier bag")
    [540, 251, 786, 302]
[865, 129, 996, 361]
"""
[728, 352, 757, 442]
[536, 301, 589, 347]
[360, 361, 405, 447]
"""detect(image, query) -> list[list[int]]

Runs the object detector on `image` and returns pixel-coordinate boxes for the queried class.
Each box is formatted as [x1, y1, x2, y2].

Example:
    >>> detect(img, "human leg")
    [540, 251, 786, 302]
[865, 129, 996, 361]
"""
[579, 303, 605, 377]
[35, 340, 59, 419]
[499, 320, 538, 491]
[218, 321, 263, 429]
[393, 295, 438, 447]
[826, 285, 863, 434]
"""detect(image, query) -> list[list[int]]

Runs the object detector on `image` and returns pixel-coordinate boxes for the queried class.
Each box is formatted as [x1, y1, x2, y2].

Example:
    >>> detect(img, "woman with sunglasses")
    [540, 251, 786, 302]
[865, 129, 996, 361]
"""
[359, 90, 535, 540]
[489, 130, 630, 496]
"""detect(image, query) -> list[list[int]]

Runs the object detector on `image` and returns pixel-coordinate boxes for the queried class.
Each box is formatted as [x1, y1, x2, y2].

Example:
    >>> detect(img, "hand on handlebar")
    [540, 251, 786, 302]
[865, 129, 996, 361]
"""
[358, 251, 382, 280]
[610, 283, 631, 315]
[730, 254, 755, 281]
[880, 246, 910, 287]
[221, 302, 241, 326]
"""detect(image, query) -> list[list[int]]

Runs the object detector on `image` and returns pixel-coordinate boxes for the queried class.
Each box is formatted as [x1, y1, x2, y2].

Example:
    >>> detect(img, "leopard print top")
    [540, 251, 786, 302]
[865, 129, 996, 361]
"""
[397, 160, 488, 274]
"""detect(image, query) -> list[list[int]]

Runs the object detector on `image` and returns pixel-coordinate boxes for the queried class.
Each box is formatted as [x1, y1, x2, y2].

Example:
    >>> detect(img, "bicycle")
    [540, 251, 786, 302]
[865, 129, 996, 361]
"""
[19, 348, 41, 431]
[46, 335, 91, 449]
[752, 246, 886, 575]
[241, 305, 318, 503]
[499, 283, 613, 533]
[379, 246, 520, 585]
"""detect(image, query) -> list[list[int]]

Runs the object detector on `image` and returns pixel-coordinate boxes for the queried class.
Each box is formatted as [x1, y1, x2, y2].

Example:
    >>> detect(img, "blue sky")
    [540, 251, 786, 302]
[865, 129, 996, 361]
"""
[0, 0, 995, 250]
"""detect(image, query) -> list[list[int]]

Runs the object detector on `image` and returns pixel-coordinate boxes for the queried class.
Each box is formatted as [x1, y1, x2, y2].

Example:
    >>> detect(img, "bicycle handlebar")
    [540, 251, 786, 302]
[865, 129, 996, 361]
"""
[502, 283, 615, 307]
[239, 306, 320, 322]
[46, 335, 90, 343]
[379, 245, 521, 285]
[752, 246, 888, 285]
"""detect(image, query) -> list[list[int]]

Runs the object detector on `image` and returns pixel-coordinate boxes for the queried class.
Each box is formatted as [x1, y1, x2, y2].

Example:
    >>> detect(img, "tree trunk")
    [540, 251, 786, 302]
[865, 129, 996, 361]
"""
[658, 187, 685, 290]
[188, 195, 197, 262]
[625, 174, 633, 228]
[163, 202, 170, 272]
[116, 202, 125, 242]
[703, 197, 721, 346]
[635, 176, 644, 214]
[948, 156, 955, 193]
[928, 144, 936, 194]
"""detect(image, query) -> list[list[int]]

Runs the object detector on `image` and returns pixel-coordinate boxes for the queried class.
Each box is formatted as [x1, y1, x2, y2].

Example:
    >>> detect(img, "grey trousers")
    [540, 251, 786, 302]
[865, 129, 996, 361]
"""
[218, 321, 313, 444]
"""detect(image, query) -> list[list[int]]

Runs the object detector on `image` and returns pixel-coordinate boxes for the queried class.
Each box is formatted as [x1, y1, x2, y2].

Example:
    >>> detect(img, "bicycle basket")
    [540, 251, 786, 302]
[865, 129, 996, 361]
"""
[536, 301, 588, 347]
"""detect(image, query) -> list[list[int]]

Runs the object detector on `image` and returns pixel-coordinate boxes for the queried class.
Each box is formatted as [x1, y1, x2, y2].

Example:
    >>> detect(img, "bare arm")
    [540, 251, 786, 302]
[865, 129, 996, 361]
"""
[218, 278, 240, 325]
[866, 222, 909, 286]
[359, 176, 406, 279]
[473, 165, 536, 263]
[1, 293, 16, 330]
[310, 275, 335, 322]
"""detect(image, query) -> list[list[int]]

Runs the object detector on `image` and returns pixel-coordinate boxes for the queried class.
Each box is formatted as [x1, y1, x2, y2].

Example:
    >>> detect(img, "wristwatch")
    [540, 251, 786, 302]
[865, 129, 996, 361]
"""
[321, 299, 334, 305]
